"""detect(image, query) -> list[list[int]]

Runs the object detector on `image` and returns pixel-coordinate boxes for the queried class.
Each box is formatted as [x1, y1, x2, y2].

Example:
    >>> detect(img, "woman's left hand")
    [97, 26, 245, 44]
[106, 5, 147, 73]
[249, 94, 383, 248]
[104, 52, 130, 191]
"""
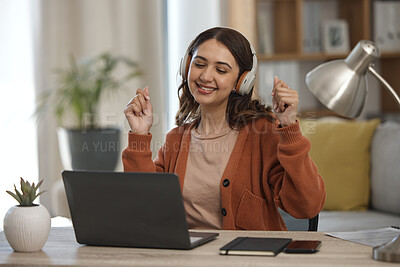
[272, 76, 299, 127]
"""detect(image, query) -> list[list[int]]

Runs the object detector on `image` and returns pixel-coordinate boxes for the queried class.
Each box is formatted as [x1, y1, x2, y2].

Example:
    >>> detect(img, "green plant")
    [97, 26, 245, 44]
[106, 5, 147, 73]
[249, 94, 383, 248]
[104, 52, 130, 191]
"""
[6, 178, 46, 206]
[35, 52, 141, 130]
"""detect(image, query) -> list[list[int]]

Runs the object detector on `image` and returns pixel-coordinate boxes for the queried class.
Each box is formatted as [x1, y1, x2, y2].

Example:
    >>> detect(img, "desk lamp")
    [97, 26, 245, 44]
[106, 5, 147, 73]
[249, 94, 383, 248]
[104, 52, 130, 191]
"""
[305, 40, 400, 263]
[306, 40, 400, 118]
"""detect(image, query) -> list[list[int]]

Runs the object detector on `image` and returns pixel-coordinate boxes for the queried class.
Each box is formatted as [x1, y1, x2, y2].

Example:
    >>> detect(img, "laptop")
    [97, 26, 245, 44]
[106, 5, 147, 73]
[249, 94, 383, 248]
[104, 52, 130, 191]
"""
[62, 170, 218, 249]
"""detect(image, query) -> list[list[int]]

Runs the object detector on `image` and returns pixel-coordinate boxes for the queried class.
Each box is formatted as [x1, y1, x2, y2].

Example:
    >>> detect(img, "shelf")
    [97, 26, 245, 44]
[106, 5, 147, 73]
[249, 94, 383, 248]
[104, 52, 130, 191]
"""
[258, 52, 400, 62]
[380, 53, 400, 59]
[252, 0, 371, 61]
[228, 0, 400, 113]
[258, 53, 348, 62]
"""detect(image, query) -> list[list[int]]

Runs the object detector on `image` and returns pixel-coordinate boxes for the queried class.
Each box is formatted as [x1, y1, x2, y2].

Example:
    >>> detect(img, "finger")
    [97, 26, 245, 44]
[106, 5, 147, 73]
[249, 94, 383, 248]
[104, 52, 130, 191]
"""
[126, 87, 146, 106]
[273, 89, 290, 105]
[273, 78, 291, 96]
[274, 76, 280, 85]
[143, 86, 153, 115]
[144, 86, 150, 100]
[275, 86, 296, 93]
[274, 77, 289, 88]
[135, 87, 148, 102]
[276, 93, 298, 104]
[135, 93, 148, 114]
[275, 92, 297, 98]
[129, 101, 146, 117]
[278, 96, 298, 112]
[124, 103, 137, 117]
[136, 86, 150, 100]
[126, 97, 135, 106]
[146, 95, 153, 115]
[274, 87, 298, 103]
[272, 76, 279, 96]
[136, 87, 145, 95]
[279, 80, 289, 88]
[272, 78, 291, 97]
[135, 86, 151, 114]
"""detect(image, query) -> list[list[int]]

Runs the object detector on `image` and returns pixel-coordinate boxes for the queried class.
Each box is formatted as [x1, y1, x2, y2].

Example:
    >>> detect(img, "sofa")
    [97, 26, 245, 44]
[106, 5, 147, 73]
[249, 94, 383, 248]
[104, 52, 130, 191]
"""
[299, 116, 400, 232]
[30, 117, 400, 233]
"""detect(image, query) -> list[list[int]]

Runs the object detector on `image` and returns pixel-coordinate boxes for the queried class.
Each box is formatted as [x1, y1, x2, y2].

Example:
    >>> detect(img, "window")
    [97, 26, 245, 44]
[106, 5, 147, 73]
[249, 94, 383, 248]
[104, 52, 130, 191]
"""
[165, 0, 222, 130]
[0, 0, 37, 229]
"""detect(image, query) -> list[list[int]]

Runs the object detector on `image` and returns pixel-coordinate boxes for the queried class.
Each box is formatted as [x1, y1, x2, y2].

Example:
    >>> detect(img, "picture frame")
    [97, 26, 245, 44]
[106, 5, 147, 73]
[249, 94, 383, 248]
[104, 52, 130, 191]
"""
[322, 20, 350, 54]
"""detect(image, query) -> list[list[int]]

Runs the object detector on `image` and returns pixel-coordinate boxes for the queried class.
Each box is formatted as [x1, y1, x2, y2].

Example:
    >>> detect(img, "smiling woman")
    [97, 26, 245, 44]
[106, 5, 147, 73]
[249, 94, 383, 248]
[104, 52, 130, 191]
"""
[0, 0, 37, 230]
[122, 27, 326, 231]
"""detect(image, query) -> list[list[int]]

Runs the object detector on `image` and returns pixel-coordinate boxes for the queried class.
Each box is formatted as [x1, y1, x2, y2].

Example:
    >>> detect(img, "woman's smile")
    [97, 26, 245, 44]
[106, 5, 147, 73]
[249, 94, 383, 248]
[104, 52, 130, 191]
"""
[188, 39, 239, 108]
[196, 82, 217, 94]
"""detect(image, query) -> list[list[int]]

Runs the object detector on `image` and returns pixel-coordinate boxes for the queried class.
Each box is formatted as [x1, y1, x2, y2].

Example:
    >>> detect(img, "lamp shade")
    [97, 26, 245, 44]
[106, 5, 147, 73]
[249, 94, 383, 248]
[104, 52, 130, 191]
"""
[306, 40, 381, 118]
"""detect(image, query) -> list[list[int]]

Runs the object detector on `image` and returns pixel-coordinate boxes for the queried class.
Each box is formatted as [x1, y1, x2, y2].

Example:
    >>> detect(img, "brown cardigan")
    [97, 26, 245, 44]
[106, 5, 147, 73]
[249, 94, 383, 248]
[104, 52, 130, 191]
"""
[122, 118, 326, 231]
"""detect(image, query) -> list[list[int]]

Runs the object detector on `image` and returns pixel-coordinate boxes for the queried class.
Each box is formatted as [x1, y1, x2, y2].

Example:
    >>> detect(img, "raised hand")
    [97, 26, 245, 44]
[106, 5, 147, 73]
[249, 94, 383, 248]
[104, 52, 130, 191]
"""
[272, 76, 299, 127]
[124, 86, 153, 135]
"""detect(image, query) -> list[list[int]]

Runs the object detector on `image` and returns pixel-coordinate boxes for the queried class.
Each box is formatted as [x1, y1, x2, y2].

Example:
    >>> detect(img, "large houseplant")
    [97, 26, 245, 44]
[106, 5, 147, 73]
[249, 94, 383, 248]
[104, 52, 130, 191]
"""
[36, 53, 141, 170]
[4, 178, 50, 252]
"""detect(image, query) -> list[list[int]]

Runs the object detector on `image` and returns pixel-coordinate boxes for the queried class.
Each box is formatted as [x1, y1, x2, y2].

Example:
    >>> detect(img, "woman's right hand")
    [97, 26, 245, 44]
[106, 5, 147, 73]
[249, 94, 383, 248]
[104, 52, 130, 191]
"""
[124, 86, 153, 135]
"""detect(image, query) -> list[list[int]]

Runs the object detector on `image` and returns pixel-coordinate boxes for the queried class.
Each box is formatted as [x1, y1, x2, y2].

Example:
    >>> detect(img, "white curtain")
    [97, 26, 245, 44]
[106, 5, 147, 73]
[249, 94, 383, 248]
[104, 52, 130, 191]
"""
[0, 0, 37, 231]
[32, 0, 166, 217]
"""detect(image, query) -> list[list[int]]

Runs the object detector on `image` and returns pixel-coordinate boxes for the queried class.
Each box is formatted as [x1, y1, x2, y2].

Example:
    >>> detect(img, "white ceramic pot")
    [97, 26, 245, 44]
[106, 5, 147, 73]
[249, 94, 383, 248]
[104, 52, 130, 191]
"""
[3, 204, 51, 252]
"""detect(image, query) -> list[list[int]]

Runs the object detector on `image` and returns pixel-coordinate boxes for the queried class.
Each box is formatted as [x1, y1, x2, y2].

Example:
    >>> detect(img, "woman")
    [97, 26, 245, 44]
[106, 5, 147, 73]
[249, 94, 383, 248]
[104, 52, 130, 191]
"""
[122, 27, 325, 231]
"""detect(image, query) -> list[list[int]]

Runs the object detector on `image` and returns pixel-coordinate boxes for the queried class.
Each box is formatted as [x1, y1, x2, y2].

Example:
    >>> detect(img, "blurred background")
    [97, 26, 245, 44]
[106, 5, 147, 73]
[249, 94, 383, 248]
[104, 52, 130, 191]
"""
[1, 0, 398, 225]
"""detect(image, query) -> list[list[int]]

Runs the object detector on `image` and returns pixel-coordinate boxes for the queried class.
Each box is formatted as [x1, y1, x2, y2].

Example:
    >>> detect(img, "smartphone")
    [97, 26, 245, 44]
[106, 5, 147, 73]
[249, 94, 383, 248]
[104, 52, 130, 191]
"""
[283, 240, 321, 253]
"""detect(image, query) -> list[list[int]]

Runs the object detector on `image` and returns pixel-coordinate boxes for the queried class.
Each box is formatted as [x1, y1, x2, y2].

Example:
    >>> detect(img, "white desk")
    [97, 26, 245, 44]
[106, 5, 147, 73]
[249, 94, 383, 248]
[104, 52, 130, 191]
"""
[0, 227, 390, 266]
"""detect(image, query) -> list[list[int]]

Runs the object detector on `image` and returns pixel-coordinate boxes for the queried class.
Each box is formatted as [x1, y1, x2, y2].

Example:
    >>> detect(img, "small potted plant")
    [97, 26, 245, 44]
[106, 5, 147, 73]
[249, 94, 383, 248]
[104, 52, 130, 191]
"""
[35, 52, 141, 171]
[3, 178, 50, 252]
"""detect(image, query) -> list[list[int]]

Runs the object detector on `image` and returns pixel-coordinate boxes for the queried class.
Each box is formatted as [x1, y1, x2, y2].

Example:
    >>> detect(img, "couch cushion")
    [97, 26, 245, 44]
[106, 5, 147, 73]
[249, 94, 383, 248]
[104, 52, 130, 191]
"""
[300, 118, 380, 211]
[371, 121, 400, 215]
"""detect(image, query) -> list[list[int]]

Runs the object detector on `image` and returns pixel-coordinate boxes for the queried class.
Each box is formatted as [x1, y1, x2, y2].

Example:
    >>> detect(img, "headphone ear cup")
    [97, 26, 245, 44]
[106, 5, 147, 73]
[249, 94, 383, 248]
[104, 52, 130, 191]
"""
[235, 70, 256, 95]
[235, 48, 257, 95]
[235, 71, 248, 94]
[179, 53, 191, 81]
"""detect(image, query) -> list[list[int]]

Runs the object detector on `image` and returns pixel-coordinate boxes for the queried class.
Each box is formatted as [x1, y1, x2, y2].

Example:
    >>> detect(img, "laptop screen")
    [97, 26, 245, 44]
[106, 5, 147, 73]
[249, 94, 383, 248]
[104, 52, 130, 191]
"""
[62, 171, 194, 249]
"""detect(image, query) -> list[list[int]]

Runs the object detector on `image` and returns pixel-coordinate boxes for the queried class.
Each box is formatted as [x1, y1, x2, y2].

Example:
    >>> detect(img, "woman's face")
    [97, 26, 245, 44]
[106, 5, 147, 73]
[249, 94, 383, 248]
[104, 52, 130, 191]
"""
[188, 39, 240, 109]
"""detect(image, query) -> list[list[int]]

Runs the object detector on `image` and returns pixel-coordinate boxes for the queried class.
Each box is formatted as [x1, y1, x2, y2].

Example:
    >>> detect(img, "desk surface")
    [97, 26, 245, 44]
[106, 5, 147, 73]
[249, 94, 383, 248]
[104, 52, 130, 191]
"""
[0, 227, 391, 266]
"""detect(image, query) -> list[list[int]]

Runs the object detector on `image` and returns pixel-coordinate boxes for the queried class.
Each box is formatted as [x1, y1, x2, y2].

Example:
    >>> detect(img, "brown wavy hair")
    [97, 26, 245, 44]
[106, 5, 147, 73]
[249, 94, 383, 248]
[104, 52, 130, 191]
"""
[175, 27, 275, 130]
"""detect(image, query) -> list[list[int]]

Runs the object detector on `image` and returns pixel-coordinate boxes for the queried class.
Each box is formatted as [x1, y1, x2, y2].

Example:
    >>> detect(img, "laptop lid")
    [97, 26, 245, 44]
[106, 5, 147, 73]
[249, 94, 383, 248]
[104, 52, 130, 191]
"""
[62, 170, 218, 250]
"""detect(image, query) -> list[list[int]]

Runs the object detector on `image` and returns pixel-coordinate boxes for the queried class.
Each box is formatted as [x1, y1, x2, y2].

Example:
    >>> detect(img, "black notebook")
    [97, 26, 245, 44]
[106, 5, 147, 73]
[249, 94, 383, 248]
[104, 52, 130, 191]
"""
[220, 237, 292, 256]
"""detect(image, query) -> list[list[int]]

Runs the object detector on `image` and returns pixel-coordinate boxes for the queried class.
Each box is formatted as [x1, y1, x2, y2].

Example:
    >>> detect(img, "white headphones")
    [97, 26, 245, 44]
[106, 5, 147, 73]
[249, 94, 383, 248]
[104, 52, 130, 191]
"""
[179, 27, 258, 96]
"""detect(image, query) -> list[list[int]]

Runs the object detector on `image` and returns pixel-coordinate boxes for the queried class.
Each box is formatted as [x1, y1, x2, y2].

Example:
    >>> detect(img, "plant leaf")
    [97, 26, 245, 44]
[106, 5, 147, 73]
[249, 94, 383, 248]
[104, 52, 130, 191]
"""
[31, 190, 47, 203]
[21, 192, 30, 206]
[14, 184, 23, 202]
[28, 186, 36, 205]
[35, 179, 44, 191]
[20, 177, 30, 194]
[6, 190, 22, 205]
[33, 52, 141, 130]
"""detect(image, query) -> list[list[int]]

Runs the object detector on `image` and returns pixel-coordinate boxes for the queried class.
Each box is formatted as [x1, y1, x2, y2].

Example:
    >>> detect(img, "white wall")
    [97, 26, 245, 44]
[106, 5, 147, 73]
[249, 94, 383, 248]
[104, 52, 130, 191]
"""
[0, 0, 37, 231]
[166, 0, 222, 130]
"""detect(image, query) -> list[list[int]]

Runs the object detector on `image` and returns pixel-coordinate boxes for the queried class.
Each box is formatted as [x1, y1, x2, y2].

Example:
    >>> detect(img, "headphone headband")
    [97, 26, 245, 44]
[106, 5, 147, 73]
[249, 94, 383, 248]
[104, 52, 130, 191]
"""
[179, 27, 257, 95]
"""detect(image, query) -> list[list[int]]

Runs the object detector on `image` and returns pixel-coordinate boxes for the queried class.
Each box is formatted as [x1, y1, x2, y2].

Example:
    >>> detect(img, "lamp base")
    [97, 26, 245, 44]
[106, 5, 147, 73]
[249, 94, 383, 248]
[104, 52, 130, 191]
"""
[373, 234, 400, 262]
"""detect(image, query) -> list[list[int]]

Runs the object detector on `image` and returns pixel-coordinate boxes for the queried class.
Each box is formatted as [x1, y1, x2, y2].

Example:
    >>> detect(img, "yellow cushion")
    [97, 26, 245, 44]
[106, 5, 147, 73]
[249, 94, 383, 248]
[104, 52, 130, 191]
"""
[300, 118, 380, 210]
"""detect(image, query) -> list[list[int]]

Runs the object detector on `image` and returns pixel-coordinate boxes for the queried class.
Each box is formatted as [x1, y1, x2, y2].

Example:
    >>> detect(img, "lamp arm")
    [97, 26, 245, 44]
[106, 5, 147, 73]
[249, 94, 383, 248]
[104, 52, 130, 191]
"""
[368, 66, 400, 107]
